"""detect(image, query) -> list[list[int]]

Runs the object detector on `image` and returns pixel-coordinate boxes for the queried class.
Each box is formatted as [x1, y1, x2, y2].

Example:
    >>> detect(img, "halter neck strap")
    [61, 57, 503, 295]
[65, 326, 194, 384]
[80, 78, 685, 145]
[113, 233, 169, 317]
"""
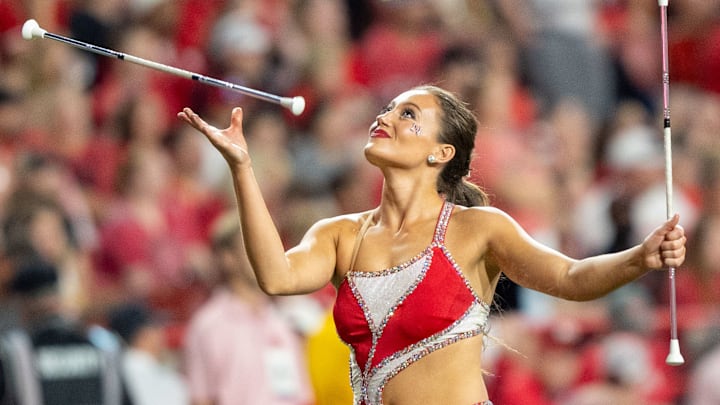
[432, 200, 454, 246]
[350, 212, 374, 271]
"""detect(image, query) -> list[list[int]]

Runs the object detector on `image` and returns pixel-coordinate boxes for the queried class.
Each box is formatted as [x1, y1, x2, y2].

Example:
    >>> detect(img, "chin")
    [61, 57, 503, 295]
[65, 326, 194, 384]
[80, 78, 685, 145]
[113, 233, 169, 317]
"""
[363, 144, 382, 166]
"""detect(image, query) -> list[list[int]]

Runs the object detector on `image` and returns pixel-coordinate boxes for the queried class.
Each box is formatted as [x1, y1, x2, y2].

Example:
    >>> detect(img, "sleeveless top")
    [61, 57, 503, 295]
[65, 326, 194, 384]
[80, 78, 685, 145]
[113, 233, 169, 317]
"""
[333, 201, 491, 405]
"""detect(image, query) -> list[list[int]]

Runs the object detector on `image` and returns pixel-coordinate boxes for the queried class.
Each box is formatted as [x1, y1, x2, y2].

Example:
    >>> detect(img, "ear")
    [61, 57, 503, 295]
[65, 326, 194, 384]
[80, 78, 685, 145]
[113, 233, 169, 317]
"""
[434, 144, 455, 164]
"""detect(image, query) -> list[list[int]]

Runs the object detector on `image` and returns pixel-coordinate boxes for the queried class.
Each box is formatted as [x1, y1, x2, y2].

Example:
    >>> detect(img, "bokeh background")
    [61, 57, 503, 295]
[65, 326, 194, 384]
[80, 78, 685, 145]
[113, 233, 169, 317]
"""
[1, 0, 719, 404]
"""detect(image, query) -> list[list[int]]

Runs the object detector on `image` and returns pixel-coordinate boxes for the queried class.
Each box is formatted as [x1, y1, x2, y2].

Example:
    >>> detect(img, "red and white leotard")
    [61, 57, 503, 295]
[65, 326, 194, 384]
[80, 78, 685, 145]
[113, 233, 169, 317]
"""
[333, 200, 491, 405]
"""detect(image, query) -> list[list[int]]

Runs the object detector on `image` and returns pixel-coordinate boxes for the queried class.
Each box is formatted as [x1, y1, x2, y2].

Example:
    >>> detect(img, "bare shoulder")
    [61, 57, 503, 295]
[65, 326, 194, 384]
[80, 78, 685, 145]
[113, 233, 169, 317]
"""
[306, 210, 374, 237]
[449, 205, 523, 251]
[303, 210, 375, 284]
[451, 205, 515, 229]
[444, 205, 513, 252]
[299, 210, 375, 258]
[286, 209, 375, 289]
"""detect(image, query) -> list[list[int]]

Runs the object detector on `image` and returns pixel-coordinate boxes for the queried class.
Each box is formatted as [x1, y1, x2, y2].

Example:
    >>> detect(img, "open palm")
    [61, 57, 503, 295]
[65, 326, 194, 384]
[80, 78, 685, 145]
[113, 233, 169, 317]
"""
[178, 107, 250, 167]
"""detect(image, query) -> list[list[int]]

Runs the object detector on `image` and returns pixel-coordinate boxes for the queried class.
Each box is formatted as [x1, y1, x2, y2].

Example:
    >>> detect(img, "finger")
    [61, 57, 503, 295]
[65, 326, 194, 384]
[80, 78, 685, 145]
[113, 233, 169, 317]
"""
[661, 236, 686, 251]
[651, 214, 681, 241]
[663, 248, 685, 267]
[177, 109, 190, 123]
[184, 108, 214, 133]
[665, 224, 685, 241]
[662, 236, 686, 265]
[230, 107, 244, 129]
[663, 246, 685, 259]
[664, 213, 680, 231]
[177, 107, 198, 127]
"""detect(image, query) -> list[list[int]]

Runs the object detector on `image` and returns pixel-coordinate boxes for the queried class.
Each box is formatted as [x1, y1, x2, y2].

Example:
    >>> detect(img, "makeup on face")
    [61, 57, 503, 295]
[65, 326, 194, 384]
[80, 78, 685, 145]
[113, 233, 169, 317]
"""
[372, 91, 439, 140]
[410, 123, 423, 136]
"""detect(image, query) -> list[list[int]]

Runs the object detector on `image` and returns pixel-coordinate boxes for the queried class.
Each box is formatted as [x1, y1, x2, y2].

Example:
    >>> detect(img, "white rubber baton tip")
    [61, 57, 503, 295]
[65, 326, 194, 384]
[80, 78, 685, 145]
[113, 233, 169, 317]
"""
[658, 0, 669, 6]
[291, 96, 306, 116]
[665, 339, 685, 366]
[22, 19, 44, 40]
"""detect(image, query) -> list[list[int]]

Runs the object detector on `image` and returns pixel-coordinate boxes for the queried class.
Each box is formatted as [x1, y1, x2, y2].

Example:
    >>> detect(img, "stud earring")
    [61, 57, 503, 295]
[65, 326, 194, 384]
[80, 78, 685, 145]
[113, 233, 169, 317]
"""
[427, 155, 437, 164]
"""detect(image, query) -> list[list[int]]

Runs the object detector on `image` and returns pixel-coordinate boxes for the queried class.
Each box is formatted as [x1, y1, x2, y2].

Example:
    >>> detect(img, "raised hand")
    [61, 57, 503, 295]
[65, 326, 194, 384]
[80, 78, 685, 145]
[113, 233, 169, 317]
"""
[178, 107, 250, 168]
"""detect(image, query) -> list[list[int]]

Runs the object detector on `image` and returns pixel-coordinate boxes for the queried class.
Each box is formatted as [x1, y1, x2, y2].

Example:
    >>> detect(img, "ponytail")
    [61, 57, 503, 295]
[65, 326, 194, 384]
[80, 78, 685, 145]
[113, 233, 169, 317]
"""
[438, 177, 489, 207]
[415, 85, 490, 207]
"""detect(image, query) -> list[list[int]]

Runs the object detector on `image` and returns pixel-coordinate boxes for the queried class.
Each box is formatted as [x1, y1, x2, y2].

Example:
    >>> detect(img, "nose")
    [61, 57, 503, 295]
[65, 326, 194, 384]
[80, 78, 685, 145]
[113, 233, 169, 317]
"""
[376, 109, 392, 126]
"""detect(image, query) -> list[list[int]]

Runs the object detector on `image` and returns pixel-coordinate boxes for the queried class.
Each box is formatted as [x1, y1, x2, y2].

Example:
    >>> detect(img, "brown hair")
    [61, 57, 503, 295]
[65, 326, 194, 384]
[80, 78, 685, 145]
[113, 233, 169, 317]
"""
[417, 85, 489, 207]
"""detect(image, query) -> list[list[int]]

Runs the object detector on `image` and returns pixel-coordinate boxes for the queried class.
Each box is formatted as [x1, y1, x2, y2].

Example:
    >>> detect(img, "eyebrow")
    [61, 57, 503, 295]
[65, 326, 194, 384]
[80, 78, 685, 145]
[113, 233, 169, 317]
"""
[391, 101, 422, 113]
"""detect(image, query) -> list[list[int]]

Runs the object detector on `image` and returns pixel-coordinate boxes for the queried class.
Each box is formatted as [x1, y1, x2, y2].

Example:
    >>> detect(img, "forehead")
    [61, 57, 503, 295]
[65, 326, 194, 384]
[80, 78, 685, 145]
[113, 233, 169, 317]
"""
[391, 89, 439, 109]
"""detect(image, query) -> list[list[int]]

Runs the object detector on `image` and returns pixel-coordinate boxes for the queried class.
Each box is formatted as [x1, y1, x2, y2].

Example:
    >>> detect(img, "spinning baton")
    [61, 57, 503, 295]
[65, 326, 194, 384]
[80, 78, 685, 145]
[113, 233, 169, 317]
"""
[21, 19, 306, 116]
[658, 0, 684, 366]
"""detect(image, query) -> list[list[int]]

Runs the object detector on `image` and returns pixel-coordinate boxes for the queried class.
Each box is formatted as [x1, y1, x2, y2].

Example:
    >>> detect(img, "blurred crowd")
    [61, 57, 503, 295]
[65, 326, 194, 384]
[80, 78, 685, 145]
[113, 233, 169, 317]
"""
[0, 0, 719, 404]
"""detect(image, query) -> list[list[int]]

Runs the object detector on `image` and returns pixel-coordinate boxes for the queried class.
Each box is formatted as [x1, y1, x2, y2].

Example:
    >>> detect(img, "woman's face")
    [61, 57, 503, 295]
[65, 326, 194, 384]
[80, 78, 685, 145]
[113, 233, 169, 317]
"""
[364, 89, 443, 169]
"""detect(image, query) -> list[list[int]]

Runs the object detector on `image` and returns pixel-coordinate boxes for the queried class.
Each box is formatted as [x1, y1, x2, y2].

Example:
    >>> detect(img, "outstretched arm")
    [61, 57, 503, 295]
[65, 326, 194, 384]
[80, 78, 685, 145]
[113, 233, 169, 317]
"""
[484, 208, 686, 301]
[178, 107, 336, 295]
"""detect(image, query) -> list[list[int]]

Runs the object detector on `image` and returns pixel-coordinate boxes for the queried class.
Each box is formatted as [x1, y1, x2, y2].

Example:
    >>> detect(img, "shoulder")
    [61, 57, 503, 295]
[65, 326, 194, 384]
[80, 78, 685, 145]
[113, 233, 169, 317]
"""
[451, 205, 516, 228]
[448, 205, 524, 246]
[304, 210, 375, 238]
[314, 210, 374, 227]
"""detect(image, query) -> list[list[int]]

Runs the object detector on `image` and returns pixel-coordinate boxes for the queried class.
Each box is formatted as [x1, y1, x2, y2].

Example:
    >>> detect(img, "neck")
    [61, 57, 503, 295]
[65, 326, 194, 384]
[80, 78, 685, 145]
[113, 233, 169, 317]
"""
[376, 171, 444, 232]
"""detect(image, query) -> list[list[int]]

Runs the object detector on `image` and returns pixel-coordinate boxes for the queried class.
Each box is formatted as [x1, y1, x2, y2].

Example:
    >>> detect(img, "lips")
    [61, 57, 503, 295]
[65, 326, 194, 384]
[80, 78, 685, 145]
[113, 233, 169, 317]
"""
[371, 128, 390, 138]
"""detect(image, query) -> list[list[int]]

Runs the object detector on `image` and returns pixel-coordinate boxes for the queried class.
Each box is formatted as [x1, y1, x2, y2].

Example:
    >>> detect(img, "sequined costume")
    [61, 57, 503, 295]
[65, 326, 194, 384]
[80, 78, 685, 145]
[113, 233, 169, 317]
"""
[333, 201, 491, 405]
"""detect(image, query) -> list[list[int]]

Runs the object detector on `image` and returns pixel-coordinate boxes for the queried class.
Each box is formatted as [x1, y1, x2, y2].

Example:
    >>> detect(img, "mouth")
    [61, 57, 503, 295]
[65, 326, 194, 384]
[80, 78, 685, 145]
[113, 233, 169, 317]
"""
[370, 128, 390, 138]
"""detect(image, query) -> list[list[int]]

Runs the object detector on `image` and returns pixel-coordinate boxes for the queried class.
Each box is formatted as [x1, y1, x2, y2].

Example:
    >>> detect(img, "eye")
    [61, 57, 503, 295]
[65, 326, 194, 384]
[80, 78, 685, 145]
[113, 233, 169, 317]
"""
[400, 108, 416, 119]
[379, 104, 393, 114]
